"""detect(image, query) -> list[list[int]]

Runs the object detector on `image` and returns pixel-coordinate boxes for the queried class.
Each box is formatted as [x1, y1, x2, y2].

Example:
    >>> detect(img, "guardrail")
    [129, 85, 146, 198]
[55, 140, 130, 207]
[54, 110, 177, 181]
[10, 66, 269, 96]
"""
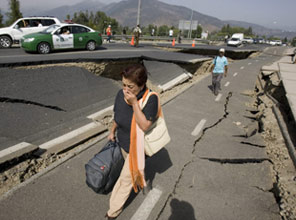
[101, 34, 210, 44]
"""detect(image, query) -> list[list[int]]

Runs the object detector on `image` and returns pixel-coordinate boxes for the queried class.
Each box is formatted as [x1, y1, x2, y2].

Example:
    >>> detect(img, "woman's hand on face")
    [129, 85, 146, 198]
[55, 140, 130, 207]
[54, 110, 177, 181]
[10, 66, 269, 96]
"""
[123, 89, 137, 105]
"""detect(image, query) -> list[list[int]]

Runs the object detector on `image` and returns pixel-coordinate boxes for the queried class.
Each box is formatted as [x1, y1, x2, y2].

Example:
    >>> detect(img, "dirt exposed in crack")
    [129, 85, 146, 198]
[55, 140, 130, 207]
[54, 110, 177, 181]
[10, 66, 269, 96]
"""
[247, 70, 296, 219]
[0, 59, 212, 198]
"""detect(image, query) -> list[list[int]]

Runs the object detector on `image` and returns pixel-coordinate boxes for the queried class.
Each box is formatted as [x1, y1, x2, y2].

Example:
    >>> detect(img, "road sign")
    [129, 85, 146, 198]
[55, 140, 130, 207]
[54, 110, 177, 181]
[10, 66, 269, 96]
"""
[178, 20, 198, 31]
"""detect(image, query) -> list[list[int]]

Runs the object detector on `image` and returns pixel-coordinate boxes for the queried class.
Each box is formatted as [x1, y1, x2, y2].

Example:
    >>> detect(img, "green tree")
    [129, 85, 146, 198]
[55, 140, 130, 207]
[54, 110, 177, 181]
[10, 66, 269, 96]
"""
[291, 37, 296, 47]
[196, 25, 203, 38]
[158, 25, 169, 36]
[72, 10, 119, 34]
[245, 27, 253, 36]
[6, 0, 22, 25]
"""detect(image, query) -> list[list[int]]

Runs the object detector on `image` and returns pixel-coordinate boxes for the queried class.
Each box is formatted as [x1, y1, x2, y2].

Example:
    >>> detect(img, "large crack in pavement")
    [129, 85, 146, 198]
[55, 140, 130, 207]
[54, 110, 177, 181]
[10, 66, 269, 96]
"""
[198, 157, 273, 164]
[156, 92, 233, 219]
[0, 97, 66, 112]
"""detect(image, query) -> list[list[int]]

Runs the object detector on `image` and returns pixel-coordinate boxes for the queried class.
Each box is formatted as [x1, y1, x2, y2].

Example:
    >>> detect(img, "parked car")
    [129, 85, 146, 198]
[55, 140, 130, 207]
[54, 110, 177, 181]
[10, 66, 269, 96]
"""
[0, 16, 61, 48]
[21, 23, 103, 54]
[227, 38, 242, 47]
[242, 37, 254, 44]
[275, 40, 282, 46]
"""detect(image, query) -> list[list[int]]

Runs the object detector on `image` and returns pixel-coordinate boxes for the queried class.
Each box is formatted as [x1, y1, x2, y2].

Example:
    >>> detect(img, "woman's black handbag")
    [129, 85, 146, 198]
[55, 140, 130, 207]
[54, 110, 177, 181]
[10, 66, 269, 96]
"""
[85, 141, 124, 194]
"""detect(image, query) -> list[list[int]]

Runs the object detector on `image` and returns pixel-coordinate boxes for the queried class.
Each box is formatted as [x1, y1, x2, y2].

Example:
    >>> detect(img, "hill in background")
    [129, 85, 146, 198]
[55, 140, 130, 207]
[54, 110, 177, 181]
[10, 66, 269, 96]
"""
[21, 0, 295, 38]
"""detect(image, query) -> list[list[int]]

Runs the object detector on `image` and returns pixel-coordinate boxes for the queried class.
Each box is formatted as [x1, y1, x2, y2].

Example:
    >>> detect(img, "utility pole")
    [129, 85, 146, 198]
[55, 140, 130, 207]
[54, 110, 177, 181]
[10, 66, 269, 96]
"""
[137, 0, 142, 26]
[188, 9, 193, 39]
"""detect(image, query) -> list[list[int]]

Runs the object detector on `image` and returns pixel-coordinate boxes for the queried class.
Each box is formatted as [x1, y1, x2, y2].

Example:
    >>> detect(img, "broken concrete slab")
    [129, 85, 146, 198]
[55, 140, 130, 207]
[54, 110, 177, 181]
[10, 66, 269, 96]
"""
[282, 79, 296, 95]
[279, 63, 296, 73]
[280, 71, 296, 81]
[143, 60, 192, 92]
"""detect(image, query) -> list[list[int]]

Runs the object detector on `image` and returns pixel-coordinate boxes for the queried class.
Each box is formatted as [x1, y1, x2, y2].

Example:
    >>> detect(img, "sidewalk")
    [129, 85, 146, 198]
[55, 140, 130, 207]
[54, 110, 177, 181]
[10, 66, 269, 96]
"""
[262, 47, 296, 122]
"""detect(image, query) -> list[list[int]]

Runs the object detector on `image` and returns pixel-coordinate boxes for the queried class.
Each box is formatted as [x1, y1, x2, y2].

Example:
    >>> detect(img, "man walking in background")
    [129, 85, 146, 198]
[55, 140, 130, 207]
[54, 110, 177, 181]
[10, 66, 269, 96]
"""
[133, 25, 142, 47]
[210, 48, 228, 96]
[106, 25, 112, 43]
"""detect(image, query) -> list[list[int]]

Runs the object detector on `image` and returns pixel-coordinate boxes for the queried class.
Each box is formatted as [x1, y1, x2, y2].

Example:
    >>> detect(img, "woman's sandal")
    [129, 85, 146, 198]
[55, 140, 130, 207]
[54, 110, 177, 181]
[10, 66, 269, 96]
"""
[105, 213, 117, 219]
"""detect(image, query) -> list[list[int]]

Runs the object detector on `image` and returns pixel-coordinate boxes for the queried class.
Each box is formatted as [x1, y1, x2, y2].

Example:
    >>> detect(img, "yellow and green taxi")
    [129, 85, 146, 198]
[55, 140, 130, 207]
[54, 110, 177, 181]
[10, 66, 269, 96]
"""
[21, 23, 102, 54]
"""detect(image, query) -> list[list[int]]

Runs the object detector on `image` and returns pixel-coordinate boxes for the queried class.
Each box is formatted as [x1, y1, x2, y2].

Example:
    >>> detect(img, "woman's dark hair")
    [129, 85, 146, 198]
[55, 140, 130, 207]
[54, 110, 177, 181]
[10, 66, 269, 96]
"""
[120, 64, 148, 86]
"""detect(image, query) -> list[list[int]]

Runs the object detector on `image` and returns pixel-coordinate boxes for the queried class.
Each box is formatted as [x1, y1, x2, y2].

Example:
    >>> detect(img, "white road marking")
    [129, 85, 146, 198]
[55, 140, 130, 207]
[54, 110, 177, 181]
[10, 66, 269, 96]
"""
[215, 93, 223, 102]
[233, 72, 238, 77]
[240, 66, 244, 70]
[248, 62, 252, 65]
[130, 187, 162, 220]
[191, 119, 207, 136]
[224, 81, 230, 87]
[256, 60, 259, 62]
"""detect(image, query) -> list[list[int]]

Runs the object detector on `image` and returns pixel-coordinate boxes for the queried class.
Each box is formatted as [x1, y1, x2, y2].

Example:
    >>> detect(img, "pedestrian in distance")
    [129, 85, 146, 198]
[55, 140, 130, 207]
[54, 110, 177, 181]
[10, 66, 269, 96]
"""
[106, 25, 112, 43]
[105, 64, 159, 219]
[177, 30, 182, 44]
[169, 29, 174, 38]
[210, 48, 228, 96]
[133, 25, 142, 47]
[151, 28, 155, 36]
[122, 28, 127, 41]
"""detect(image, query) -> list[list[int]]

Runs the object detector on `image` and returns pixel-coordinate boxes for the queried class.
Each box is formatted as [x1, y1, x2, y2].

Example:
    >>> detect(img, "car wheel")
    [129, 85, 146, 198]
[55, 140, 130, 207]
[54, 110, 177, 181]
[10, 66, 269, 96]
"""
[86, 41, 96, 51]
[0, 36, 12, 48]
[38, 42, 50, 54]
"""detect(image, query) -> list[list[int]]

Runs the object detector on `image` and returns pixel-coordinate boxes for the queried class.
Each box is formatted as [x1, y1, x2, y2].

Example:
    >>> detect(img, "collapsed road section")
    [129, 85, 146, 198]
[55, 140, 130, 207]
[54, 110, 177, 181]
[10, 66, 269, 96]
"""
[0, 52, 213, 197]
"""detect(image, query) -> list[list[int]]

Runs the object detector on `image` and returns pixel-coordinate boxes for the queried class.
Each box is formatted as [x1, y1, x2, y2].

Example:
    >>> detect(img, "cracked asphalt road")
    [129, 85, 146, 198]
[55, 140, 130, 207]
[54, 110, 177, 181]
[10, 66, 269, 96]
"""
[0, 47, 285, 220]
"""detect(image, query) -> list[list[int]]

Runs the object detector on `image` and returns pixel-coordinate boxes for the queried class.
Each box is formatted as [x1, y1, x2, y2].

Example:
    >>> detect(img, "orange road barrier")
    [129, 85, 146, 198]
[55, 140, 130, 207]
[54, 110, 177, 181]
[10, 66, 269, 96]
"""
[192, 40, 195, 47]
[172, 38, 175, 46]
[130, 36, 135, 46]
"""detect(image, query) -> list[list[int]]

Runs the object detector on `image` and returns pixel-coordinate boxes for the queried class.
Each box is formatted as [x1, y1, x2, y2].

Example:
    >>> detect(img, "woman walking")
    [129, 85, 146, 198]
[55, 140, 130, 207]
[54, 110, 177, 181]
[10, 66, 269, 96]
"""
[106, 64, 159, 219]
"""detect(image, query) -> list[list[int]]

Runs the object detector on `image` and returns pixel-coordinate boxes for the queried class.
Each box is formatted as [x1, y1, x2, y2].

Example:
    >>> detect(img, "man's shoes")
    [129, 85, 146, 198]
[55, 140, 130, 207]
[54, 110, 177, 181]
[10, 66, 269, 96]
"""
[214, 91, 218, 96]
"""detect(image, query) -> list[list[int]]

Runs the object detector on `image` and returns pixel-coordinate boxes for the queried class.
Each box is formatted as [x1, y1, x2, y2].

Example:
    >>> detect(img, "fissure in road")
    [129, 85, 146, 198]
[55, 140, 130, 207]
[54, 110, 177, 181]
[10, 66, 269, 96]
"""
[156, 92, 233, 219]
[0, 97, 66, 112]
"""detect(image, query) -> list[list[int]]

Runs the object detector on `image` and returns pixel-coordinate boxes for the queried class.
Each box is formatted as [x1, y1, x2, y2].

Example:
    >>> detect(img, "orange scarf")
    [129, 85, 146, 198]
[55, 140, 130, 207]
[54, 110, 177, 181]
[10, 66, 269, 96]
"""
[129, 89, 149, 193]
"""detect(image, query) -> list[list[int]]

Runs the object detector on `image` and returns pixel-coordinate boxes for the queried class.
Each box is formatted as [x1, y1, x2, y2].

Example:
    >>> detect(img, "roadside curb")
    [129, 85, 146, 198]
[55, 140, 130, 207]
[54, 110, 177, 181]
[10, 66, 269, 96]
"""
[39, 121, 106, 154]
[0, 142, 38, 164]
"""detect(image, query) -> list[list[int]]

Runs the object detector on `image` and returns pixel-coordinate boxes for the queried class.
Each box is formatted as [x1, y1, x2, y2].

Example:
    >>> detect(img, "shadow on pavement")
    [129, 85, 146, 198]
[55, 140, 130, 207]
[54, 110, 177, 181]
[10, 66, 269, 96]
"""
[169, 198, 196, 220]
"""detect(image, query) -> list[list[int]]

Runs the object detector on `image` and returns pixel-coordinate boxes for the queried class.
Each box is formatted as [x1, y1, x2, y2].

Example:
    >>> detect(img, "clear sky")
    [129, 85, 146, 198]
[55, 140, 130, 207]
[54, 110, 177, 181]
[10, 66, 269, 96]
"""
[0, 0, 295, 31]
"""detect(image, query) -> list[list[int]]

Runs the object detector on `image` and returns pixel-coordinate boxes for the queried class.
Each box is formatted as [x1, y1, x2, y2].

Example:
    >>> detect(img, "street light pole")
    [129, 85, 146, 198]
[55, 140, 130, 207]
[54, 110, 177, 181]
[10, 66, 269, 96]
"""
[137, 0, 142, 26]
[188, 9, 193, 39]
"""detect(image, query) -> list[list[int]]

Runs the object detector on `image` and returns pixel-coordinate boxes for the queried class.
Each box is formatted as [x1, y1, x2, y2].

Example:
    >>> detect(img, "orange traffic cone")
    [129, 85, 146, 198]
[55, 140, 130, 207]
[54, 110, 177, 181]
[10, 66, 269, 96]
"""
[172, 38, 175, 47]
[130, 36, 135, 46]
[192, 40, 195, 47]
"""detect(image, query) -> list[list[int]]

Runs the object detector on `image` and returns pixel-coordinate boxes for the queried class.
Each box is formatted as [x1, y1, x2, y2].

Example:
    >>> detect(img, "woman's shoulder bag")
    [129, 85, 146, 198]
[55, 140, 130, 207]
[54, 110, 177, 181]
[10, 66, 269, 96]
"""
[140, 91, 171, 156]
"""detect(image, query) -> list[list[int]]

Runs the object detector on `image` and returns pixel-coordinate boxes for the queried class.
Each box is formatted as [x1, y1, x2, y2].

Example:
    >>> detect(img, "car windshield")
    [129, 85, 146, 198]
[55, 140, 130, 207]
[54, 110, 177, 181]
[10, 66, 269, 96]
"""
[231, 38, 239, 41]
[41, 24, 60, 34]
